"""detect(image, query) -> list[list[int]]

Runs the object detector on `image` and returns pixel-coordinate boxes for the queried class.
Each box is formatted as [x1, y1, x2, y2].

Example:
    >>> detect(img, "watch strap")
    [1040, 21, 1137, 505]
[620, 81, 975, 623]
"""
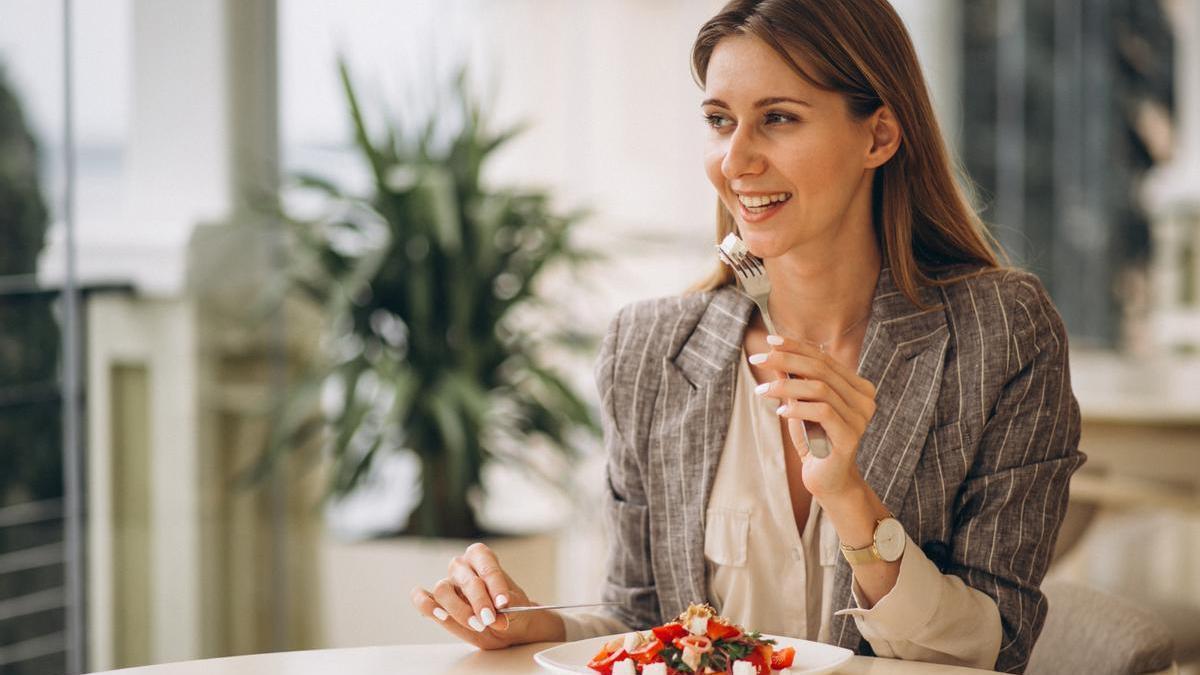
[839, 542, 880, 566]
[839, 512, 900, 566]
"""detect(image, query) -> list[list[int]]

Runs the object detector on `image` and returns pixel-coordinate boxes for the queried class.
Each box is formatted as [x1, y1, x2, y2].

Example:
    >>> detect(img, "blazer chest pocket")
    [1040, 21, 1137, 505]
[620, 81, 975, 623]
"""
[704, 508, 750, 567]
[924, 420, 970, 478]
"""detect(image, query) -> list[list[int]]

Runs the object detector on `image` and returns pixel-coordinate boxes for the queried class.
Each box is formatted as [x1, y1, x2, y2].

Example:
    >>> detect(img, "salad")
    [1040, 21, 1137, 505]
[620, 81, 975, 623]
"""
[587, 604, 796, 675]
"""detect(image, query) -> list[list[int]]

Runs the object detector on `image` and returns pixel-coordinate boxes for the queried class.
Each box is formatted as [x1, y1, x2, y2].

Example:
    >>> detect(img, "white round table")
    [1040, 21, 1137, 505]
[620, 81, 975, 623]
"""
[86, 642, 999, 674]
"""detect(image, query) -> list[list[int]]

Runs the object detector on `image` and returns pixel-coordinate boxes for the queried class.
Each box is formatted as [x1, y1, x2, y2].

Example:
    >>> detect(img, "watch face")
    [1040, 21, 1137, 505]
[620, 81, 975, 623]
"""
[874, 518, 906, 562]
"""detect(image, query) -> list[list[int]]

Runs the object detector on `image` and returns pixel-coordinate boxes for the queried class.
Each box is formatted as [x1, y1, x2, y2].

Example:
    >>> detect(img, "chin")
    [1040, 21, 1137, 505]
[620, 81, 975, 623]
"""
[736, 228, 790, 260]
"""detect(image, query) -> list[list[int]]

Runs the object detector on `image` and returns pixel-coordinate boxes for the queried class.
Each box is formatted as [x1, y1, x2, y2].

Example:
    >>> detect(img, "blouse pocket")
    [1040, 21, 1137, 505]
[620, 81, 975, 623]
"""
[704, 507, 750, 568]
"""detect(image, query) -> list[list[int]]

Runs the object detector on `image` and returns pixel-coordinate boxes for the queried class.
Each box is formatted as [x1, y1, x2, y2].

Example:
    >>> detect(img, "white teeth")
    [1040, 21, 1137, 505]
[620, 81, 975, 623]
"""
[737, 192, 790, 208]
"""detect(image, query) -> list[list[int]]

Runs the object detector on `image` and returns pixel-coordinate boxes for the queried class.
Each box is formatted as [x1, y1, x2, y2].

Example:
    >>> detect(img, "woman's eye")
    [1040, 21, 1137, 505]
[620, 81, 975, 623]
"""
[764, 111, 795, 125]
[704, 113, 732, 130]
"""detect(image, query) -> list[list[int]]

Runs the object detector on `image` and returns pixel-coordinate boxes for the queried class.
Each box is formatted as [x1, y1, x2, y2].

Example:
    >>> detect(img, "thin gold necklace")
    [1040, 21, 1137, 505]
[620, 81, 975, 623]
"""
[802, 311, 871, 353]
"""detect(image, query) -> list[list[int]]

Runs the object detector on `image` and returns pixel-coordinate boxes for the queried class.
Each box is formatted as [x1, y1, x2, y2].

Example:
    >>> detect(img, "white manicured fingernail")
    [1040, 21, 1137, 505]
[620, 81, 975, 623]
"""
[776, 404, 788, 415]
[481, 608, 496, 626]
[495, 594, 508, 608]
[748, 353, 768, 364]
[766, 334, 784, 345]
[468, 616, 485, 632]
[754, 383, 770, 395]
[432, 607, 449, 621]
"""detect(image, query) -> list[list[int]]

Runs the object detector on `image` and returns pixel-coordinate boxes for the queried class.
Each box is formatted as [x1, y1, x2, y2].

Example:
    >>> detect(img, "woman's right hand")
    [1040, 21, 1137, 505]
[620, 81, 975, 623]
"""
[409, 542, 565, 649]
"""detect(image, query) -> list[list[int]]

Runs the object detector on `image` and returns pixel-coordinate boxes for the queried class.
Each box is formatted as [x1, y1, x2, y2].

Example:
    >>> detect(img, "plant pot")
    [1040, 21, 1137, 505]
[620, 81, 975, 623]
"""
[318, 531, 560, 647]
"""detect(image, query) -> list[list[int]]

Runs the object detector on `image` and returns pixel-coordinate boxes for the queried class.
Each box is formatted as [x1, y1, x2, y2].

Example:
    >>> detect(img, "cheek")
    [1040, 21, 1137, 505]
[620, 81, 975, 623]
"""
[781, 134, 861, 197]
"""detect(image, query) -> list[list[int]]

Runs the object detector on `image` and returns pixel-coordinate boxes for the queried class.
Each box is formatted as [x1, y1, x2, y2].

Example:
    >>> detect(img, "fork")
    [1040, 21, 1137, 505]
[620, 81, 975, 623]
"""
[496, 601, 621, 615]
[717, 234, 831, 459]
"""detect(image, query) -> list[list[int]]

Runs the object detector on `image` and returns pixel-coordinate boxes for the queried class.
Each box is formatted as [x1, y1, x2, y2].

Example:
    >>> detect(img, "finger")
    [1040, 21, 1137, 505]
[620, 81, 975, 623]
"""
[411, 585, 451, 623]
[777, 400, 858, 451]
[750, 349, 874, 418]
[787, 338, 870, 392]
[432, 577, 485, 633]
[495, 570, 535, 633]
[412, 586, 505, 649]
[748, 349, 847, 398]
[791, 420, 813, 461]
[764, 335, 876, 397]
[464, 544, 513, 608]
[756, 376, 861, 429]
[449, 556, 499, 631]
[465, 542, 515, 630]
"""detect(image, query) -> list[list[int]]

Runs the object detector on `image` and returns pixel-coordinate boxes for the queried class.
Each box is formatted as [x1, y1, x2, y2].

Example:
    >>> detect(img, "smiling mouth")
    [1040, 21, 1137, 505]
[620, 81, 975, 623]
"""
[736, 192, 791, 214]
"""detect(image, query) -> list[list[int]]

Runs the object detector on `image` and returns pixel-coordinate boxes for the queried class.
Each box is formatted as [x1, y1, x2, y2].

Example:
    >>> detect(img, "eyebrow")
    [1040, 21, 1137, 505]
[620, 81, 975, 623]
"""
[701, 96, 812, 109]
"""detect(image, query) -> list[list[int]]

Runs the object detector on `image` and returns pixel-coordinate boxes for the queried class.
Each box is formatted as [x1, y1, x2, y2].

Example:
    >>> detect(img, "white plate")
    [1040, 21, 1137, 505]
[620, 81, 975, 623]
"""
[533, 632, 854, 674]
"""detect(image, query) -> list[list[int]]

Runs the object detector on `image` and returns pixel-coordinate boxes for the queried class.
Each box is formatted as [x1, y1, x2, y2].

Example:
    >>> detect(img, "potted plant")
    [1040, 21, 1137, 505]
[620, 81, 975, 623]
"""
[248, 61, 603, 645]
[254, 61, 602, 543]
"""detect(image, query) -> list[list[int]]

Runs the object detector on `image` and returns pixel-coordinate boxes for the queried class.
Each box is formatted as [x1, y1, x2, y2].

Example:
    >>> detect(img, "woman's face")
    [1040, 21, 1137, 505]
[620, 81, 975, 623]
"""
[702, 35, 881, 259]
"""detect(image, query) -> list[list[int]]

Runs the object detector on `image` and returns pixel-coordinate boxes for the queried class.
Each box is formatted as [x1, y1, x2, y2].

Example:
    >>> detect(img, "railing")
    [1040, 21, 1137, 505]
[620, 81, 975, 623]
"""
[0, 499, 68, 672]
[0, 278, 134, 673]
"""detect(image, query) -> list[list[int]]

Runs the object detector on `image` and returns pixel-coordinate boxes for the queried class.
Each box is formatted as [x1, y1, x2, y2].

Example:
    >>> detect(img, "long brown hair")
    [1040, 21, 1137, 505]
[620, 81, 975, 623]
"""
[687, 0, 1002, 304]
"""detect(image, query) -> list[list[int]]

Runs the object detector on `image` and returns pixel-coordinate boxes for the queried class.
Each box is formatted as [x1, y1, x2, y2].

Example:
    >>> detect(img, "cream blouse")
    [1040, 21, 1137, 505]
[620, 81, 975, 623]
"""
[560, 350, 1002, 669]
[704, 348, 838, 642]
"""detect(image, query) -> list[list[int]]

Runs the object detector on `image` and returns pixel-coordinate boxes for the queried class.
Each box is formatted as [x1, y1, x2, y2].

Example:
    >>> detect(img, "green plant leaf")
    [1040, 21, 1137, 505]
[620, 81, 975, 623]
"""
[337, 57, 388, 189]
[419, 167, 462, 254]
[253, 59, 602, 538]
[426, 385, 469, 504]
[293, 172, 345, 198]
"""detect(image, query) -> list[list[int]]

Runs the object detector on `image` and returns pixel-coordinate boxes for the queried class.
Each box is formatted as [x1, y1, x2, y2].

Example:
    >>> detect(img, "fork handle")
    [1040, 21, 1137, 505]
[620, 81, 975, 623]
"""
[757, 303, 832, 459]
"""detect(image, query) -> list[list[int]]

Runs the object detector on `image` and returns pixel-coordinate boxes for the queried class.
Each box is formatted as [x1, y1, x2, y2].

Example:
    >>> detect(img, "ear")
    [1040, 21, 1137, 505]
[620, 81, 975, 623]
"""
[863, 105, 902, 169]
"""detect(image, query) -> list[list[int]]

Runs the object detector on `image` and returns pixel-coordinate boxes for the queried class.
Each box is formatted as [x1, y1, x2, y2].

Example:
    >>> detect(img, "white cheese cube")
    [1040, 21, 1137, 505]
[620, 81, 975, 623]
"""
[720, 233, 748, 258]
[642, 664, 667, 675]
[688, 615, 709, 636]
[612, 658, 637, 675]
[733, 660, 757, 675]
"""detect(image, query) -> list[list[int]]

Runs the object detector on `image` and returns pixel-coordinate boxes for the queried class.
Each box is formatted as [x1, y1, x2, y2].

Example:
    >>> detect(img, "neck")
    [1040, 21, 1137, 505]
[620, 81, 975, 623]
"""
[762, 225, 882, 349]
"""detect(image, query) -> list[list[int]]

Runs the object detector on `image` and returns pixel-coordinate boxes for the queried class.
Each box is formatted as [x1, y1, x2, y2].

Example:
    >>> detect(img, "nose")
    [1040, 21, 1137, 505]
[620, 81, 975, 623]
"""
[721, 124, 766, 179]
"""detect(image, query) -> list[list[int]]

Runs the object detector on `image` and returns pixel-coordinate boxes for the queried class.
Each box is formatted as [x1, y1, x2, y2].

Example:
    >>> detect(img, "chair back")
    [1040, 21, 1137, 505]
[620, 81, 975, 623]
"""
[1027, 579, 1175, 675]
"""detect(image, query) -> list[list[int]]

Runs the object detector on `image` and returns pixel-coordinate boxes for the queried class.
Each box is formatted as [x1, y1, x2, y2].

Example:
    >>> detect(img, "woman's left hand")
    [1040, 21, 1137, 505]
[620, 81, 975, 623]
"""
[749, 335, 878, 499]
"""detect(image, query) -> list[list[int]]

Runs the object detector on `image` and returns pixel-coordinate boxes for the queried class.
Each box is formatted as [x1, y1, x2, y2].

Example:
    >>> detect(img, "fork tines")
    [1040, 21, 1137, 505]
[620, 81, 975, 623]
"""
[715, 245, 765, 277]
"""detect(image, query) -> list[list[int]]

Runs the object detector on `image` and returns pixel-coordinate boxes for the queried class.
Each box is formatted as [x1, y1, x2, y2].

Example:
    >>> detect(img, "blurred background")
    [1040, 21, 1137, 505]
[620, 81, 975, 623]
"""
[1, 0, 1198, 673]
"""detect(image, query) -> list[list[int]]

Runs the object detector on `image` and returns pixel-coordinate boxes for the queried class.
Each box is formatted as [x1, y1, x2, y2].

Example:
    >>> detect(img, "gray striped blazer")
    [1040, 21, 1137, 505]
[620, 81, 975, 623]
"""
[593, 265, 1085, 674]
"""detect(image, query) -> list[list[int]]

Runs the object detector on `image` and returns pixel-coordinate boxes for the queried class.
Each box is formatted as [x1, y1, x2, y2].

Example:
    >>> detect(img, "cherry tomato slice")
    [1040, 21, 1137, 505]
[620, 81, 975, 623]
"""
[587, 647, 627, 674]
[705, 620, 741, 641]
[770, 646, 795, 670]
[651, 623, 689, 643]
[672, 634, 714, 653]
[629, 637, 664, 665]
[742, 650, 769, 675]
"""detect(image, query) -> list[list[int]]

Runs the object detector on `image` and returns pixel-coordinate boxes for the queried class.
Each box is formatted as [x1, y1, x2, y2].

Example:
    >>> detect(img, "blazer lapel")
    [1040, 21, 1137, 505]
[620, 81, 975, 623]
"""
[830, 267, 950, 650]
[651, 287, 753, 620]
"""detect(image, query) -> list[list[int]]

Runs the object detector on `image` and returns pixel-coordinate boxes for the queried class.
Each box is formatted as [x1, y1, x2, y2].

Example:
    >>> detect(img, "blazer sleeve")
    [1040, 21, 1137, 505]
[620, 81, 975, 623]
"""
[578, 305, 662, 635]
[947, 274, 1086, 673]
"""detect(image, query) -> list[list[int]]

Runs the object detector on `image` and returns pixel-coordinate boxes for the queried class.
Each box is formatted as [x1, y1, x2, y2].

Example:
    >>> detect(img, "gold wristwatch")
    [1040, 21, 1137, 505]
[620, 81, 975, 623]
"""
[839, 515, 906, 566]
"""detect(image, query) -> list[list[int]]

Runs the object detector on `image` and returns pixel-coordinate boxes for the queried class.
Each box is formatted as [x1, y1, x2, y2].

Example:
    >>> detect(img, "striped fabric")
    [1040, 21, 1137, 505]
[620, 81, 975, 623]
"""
[593, 265, 1085, 674]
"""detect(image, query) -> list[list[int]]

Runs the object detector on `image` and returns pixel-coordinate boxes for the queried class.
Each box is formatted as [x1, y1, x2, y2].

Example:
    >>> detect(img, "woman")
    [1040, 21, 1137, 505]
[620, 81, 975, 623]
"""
[410, 0, 1084, 672]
